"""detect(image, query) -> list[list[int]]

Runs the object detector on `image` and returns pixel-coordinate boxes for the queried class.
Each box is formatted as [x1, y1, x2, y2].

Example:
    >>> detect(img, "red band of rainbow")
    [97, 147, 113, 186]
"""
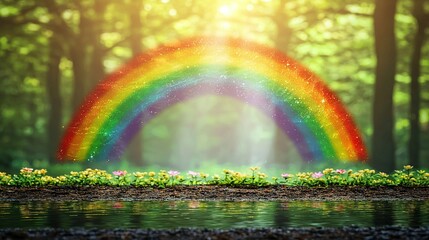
[58, 37, 367, 163]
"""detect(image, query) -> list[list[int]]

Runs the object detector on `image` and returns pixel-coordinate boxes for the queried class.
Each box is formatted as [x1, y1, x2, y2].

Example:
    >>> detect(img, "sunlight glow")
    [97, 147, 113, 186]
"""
[218, 4, 238, 16]
[218, 5, 231, 15]
[246, 4, 254, 11]
[169, 9, 177, 16]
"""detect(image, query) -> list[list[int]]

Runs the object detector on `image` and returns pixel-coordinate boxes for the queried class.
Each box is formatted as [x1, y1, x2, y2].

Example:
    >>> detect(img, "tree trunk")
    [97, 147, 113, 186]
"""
[88, 0, 106, 91]
[408, 0, 426, 168]
[271, 0, 293, 165]
[70, 10, 89, 111]
[127, 0, 145, 166]
[273, 0, 291, 53]
[371, 0, 397, 172]
[46, 36, 62, 163]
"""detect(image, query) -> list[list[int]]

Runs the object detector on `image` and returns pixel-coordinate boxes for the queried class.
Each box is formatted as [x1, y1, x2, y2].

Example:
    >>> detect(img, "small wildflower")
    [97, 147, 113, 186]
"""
[34, 169, 48, 175]
[57, 176, 66, 182]
[159, 171, 169, 178]
[168, 170, 180, 177]
[404, 165, 413, 170]
[379, 172, 388, 178]
[112, 170, 127, 177]
[177, 176, 185, 181]
[312, 172, 324, 179]
[281, 173, 291, 179]
[250, 167, 260, 171]
[134, 172, 147, 178]
[362, 169, 375, 174]
[20, 167, 33, 174]
[258, 173, 267, 178]
[148, 171, 156, 177]
[335, 169, 346, 174]
[188, 171, 199, 177]
[40, 176, 54, 184]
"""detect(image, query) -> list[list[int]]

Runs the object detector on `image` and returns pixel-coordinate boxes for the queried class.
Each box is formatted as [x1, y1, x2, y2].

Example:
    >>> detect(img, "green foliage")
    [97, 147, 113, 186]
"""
[1, 165, 428, 188]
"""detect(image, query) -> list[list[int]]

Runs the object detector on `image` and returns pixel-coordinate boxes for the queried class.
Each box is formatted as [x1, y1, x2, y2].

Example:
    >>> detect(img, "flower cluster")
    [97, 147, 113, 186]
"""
[280, 166, 429, 187]
[64, 168, 113, 186]
[1, 165, 428, 188]
[0, 172, 12, 185]
[10, 168, 52, 186]
[218, 167, 270, 187]
[133, 170, 174, 188]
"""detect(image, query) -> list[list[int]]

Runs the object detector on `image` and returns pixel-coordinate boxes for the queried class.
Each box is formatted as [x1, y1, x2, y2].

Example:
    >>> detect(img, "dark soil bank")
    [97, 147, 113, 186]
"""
[1, 226, 429, 240]
[1, 185, 428, 201]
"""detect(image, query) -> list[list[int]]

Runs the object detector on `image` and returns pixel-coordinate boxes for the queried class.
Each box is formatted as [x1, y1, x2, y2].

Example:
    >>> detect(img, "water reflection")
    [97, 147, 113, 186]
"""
[0, 200, 427, 229]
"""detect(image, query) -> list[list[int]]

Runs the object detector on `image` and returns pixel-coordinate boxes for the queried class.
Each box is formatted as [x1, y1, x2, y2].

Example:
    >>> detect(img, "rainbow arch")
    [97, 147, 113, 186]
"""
[58, 36, 367, 162]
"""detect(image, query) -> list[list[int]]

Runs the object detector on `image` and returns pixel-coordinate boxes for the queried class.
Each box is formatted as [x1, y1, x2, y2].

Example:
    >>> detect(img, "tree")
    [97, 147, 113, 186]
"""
[41, 1, 69, 163]
[273, 0, 292, 52]
[371, 0, 398, 172]
[0, 2, 48, 166]
[70, 2, 90, 111]
[127, 0, 145, 166]
[46, 35, 63, 163]
[408, 0, 429, 168]
[88, 0, 107, 90]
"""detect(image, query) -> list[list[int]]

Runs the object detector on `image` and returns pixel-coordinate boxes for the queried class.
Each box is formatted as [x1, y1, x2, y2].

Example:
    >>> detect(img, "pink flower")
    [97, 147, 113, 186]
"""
[312, 172, 324, 179]
[281, 173, 290, 178]
[188, 171, 199, 177]
[168, 170, 180, 177]
[112, 170, 127, 177]
[335, 169, 346, 174]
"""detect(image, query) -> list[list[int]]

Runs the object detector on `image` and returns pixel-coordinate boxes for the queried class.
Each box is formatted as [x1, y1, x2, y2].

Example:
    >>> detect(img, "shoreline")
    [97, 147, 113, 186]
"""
[1, 226, 429, 240]
[1, 185, 428, 201]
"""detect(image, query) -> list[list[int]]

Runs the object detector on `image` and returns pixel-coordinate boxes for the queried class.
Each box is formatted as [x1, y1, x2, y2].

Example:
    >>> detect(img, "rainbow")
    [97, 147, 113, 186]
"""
[58, 36, 367, 162]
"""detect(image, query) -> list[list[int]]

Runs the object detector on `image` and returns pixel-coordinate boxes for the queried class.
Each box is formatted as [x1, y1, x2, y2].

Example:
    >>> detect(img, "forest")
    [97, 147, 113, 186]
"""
[0, 0, 428, 174]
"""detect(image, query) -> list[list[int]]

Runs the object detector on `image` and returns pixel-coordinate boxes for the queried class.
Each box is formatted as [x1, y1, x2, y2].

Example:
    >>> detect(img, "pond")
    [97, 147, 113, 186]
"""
[0, 200, 427, 229]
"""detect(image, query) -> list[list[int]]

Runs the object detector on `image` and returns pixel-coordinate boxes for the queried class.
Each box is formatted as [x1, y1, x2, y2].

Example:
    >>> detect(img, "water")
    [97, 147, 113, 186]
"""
[0, 200, 427, 229]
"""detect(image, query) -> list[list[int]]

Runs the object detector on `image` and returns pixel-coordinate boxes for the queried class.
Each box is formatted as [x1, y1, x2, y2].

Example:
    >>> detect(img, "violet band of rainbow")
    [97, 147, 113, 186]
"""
[98, 74, 325, 162]
[58, 36, 367, 162]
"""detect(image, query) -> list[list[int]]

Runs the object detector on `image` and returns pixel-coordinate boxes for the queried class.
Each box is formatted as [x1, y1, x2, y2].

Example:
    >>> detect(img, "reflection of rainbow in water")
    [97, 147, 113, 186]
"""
[58, 36, 367, 163]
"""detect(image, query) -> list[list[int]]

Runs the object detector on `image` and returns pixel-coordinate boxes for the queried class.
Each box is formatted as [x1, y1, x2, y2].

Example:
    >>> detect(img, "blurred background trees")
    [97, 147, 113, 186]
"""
[0, 0, 428, 173]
